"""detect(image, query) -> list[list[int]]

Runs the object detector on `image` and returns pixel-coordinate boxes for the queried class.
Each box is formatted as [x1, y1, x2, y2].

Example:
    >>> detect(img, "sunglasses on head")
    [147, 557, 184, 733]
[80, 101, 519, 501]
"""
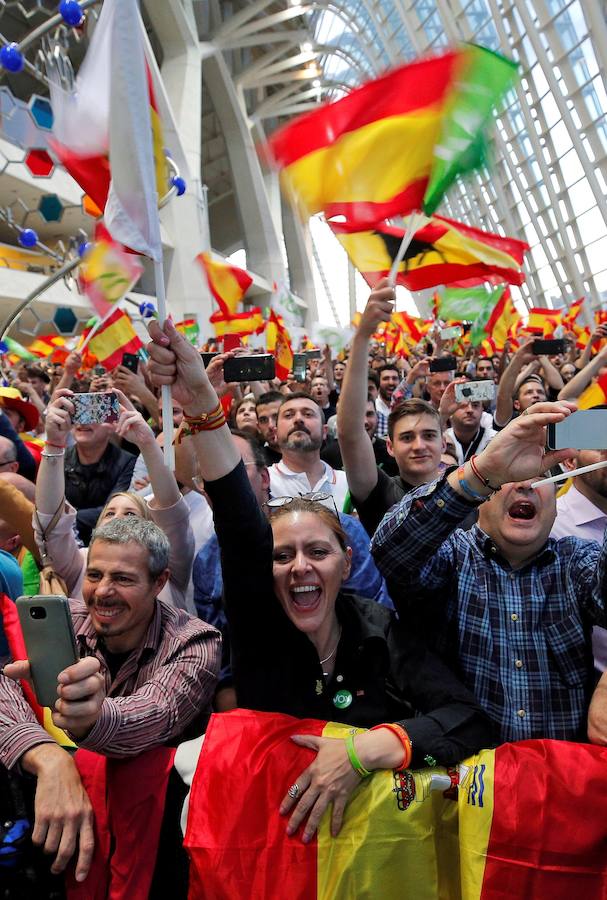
[265, 492, 339, 519]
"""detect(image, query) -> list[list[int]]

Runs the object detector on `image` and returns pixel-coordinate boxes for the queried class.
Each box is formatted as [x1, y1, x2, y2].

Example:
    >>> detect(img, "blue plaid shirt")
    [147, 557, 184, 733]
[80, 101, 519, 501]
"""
[371, 477, 607, 742]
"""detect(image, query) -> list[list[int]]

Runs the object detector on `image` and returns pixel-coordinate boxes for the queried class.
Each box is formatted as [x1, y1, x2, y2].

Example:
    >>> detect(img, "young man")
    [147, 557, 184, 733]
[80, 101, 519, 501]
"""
[256, 390, 283, 464]
[440, 381, 496, 465]
[372, 400, 607, 744]
[0, 516, 220, 882]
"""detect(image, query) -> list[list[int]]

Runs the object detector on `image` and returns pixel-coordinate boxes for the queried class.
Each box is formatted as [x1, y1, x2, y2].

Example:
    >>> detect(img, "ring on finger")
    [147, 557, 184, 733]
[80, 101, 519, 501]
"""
[287, 783, 300, 799]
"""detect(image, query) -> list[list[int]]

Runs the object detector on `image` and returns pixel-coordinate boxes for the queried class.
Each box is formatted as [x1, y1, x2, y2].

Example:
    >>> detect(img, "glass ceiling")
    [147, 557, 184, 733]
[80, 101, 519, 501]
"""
[307, 0, 607, 315]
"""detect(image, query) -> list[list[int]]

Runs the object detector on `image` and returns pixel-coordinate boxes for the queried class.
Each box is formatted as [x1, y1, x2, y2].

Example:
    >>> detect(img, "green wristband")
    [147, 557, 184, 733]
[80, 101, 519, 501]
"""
[345, 734, 372, 778]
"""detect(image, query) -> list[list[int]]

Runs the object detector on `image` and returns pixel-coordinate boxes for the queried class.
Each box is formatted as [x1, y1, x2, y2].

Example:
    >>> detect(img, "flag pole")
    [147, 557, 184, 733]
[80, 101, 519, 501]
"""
[153, 258, 175, 472]
[532, 458, 607, 488]
[388, 210, 422, 289]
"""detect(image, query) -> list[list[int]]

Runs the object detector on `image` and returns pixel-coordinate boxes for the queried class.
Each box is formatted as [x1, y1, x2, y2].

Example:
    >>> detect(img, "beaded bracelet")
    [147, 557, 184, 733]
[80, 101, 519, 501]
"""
[344, 734, 372, 779]
[370, 723, 412, 770]
[469, 454, 501, 493]
[457, 465, 488, 502]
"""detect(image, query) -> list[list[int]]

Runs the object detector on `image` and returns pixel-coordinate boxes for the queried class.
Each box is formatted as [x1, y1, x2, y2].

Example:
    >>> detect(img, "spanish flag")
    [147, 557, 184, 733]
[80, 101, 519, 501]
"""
[196, 252, 253, 316]
[561, 298, 585, 330]
[576, 372, 607, 410]
[79, 226, 144, 318]
[525, 307, 562, 337]
[84, 308, 143, 369]
[185, 710, 607, 900]
[266, 309, 294, 380]
[209, 307, 265, 339]
[483, 287, 520, 349]
[267, 46, 517, 226]
[330, 215, 528, 291]
[27, 333, 67, 358]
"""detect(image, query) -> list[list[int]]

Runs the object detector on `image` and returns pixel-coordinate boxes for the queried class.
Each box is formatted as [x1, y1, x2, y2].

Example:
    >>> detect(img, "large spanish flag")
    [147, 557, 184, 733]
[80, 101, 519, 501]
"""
[209, 307, 265, 339]
[84, 308, 143, 369]
[330, 215, 528, 290]
[196, 252, 253, 316]
[483, 287, 520, 349]
[185, 710, 607, 900]
[267, 46, 517, 226]
[266, 309, 294, 380]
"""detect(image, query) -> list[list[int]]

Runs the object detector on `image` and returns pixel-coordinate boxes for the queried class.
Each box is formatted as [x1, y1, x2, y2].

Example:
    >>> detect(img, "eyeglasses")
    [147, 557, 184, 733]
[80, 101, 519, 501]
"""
[265, 492, 339, 519]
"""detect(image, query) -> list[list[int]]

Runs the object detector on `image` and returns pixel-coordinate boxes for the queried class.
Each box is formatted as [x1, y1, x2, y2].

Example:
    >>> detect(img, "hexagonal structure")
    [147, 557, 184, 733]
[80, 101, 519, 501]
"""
[38, 194, 64, 222]
[28, 95, 54, 130]
[53, 306, 78, 335]
[25, 149, 55, 177]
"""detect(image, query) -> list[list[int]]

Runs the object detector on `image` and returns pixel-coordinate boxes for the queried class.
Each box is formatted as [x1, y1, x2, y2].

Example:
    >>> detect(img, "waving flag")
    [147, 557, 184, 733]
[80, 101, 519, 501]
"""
[266, 309, 294, 379]
[79, 229, 144, 319]
[331, 215, 528, 290]
[209, 307, 264, 339]
[83, 308, 143, 369]
[196, 252, 253, 316]
[27, 334, 67, 358]
[438, 285, 506, 345]
[185, 710, 607, 900]
[268, 46, 517, 227]
[561, 298, 585, 330]
[483, 287, 520, 349]
[524, 307, 562, 337]
[175, 318, 200, 347]
[49, 0, 187, 259]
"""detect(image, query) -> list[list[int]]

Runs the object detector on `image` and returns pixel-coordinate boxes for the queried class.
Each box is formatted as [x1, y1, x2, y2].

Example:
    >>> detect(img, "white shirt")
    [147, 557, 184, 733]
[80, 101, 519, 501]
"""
[375, 395, 391, 418]
[268, 460, 349, 511]
[551, 484, 607, 671]
[444, 425, 496, 466]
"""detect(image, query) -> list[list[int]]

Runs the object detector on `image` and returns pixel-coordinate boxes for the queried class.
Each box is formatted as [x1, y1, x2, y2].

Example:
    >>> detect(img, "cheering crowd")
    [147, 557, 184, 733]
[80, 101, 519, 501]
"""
[1, 277, 607, 894]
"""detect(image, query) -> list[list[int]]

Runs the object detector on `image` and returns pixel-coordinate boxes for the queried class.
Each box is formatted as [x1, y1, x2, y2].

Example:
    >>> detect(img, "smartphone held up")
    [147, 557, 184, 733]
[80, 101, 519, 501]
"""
[71, 391, 120, 425]
[16, 595, 78, 708]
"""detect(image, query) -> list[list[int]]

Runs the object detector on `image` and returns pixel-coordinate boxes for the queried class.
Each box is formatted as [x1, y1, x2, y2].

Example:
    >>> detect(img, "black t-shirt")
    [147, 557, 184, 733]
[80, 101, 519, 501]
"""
[322, 404, 337, 423]
[351, 468, 413, 537]
[263, 445, 282, 465]
[320, 437, 399, 476]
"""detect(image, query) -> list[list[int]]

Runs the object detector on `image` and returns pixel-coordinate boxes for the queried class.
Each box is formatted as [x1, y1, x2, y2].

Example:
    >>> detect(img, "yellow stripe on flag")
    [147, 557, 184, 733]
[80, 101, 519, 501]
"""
[458, 749, 495, 900]
[317, 722, 460, 900]
[89, 313, 138, 361]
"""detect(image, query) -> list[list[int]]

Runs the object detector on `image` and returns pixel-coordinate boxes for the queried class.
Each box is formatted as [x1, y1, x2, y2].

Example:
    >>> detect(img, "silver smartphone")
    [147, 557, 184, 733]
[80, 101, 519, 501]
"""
[547, 409, 607, 451]
[440, 325, 463, 340]
[455, 381, 496, 403]
[16, 595, 78, 708]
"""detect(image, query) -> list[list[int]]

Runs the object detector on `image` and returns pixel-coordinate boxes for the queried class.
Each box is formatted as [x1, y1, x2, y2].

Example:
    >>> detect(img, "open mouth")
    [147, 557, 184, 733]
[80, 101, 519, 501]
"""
[93, 604, 124, 621]
[290, 584, 321, 611]
[508, 500, 537, 521]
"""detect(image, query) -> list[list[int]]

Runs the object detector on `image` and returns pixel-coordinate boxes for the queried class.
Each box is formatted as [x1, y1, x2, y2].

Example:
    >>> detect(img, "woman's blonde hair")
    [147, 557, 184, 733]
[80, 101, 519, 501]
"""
[98, 491, 151, 525]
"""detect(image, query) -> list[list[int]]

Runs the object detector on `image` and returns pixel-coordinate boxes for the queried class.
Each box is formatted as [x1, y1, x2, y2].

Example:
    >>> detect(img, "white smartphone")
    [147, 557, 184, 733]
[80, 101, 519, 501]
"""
[440, 325, 463, 340]
[455, 381, 496, 403]
[547, 409, 607, 450]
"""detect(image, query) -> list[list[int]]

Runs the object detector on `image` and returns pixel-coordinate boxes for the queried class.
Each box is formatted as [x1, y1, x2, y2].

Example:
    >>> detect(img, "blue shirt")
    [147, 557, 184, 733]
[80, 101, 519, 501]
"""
[0, 550, 24, 658]
[371, 476, 607, 743]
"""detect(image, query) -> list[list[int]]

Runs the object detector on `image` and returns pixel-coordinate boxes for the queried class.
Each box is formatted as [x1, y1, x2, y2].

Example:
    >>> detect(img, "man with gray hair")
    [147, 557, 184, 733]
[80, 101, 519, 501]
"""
[0, 434, 19, 473]
[0, 516, 220, 883]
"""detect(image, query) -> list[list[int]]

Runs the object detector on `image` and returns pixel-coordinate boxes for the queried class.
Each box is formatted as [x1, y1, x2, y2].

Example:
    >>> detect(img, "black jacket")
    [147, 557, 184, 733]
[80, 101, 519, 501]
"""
[204, 462, 492, 768]
[64, 442, 136, 544]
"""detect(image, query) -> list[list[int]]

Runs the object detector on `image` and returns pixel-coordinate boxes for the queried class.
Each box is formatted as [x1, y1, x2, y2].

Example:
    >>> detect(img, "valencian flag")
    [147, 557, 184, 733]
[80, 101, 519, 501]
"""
[267, 46, 517, 227]
[79, 225, 144, 319]
[196, 252, 253, 316]
[209, 307, 265, 339]
[330, 215, 528, 291]
[49, 0, 187, 260]
[266, 309, 294, 379]
[185, 709, 607, 900]
[523, 307, 562, 337]
[83, 308, 143, 369]
[482, 287, 520, 350]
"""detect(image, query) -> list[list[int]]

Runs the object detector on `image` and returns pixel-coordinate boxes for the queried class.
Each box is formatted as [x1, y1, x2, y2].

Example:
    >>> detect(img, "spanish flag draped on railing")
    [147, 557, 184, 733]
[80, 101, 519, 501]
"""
[185, 709, 607, 900]
[267, 46, 518, 227]
[330, 215, 528, 291]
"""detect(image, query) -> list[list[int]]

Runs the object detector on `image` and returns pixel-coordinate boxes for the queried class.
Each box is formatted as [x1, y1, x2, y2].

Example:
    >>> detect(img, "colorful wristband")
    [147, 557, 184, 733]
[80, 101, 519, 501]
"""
[345, 734, 372, 779]
[457, 466, 487, 501]
[469, 454, 501, 493]
[370, 723, 412, 770]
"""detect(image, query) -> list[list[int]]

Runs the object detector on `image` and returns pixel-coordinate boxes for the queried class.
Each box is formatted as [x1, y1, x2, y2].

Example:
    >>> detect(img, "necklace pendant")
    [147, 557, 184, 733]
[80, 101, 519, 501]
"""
[315, 679, 323, 695]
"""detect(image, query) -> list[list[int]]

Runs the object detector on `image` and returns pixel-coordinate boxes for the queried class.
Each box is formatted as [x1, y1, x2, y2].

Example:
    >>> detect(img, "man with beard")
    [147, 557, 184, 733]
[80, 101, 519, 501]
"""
[375, 364, 400, 438]
[551, 415, 607, 672]
[256, 390, 283, 465]
[441, 387, 496, 465]
[372, 400, 607, 744]
[268, 393, 349, 510]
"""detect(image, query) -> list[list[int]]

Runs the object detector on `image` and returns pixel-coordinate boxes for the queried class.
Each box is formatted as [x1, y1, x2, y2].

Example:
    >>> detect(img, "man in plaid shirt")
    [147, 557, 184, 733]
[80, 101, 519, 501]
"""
[372, 400, 607, 745]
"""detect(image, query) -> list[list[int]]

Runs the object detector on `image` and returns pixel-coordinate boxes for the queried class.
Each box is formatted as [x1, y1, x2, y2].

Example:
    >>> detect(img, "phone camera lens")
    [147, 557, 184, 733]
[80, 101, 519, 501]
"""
[30, 607, 47, 619]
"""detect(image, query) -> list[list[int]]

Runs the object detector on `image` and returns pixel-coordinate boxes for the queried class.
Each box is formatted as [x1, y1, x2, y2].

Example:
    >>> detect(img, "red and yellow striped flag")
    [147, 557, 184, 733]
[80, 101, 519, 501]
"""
[331, 216, 528, 291]
[185, 710, 607, 900]
[209, 307, 264, 339]
[561, 297, 585, 330]
[266, 309, 294, 380]
[268, 46, 517, 226]
[84, 308, 143, 369]
[483, 287, 520, 349]
[576, 372, 607, 410]
[524, 307, 562, 337]
[27, 334, 67, 358]
[196, 252, 253, 317]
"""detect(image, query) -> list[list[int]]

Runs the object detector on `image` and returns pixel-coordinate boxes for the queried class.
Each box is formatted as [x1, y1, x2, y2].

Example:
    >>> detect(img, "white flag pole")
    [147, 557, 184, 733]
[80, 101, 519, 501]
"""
[387, 210, 423, 288]
[532, 458, 607, 488]
[153, 258, 175, 472]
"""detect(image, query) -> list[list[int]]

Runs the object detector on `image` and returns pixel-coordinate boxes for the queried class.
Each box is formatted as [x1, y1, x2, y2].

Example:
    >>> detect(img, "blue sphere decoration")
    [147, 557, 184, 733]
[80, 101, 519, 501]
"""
[78, 241, 92, 257]
[139, 302, 157, 319]
[171, 176, 186, 197]
[0, 43, 24, 73]
[19, 228, 38, 248]
[59, 1, 84, 27]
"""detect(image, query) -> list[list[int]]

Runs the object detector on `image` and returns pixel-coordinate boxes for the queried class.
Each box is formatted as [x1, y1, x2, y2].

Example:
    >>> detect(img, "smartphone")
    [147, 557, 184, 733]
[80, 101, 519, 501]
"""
[455, 381, 496, 403]
[121, 352, 139, 374]
[224, 354, 276, 383]
[532, 338, 566, 355]
[440, 325, 463, 340]
[200, 352, 218, 368]
[429, 356, 457, 373]
[71, 391, 120, 425]
[94, 365, 106, 376]
[16, 595, 78, 708]
[304, 348, 322, 360]
[547, 409, 607, 450]
[292, 353, 308, 383]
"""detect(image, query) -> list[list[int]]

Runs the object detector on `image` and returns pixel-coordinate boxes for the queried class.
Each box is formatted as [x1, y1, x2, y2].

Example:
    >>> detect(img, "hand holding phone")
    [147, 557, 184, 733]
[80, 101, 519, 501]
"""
[547, 409, 607, 450]
[16, 595, 78, 708]
[223, 354, 276, 383]
[532, 338, 566, 356]
[71, 391, 120, 425]
[429, 356, 457, 373]
[120, 352, 140, 374]
[292, 353, 308, 383]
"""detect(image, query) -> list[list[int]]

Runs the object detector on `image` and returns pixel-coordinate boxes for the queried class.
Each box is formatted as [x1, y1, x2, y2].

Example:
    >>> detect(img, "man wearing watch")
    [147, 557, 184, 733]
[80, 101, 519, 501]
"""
[372, 400, 607, 745]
